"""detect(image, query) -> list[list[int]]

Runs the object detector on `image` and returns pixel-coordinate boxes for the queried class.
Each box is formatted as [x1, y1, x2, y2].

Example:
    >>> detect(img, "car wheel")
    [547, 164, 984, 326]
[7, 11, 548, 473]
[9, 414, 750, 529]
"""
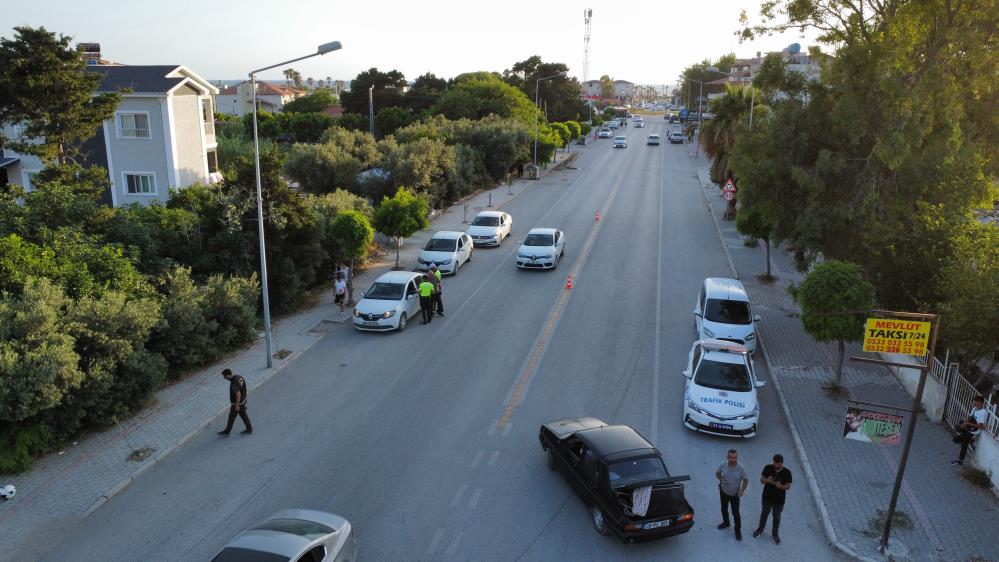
[397, 312, 407, 332]
[591, 505, 609, 535]
[467, 249, 472, 262]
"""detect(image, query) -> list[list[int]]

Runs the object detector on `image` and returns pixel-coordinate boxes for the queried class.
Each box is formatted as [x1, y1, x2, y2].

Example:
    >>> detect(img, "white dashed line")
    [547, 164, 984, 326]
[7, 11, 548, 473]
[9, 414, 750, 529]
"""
[470, 450, 484, 468]
[450, 484, 468, 507]
[487, 450, 500, 466]
[468, 488, 482, 510]
[487, 419, 498, 435]
[445, 532, 463, 556]
[502, 423, 513, 436]
[426, 528, 445, 555]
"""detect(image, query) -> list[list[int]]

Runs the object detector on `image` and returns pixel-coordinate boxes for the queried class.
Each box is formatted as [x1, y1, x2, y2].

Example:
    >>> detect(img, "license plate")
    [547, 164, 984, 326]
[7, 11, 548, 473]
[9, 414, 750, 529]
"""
[643, 519, 671, 529]
[362, 321, 379, 327]
[709, 422, 733, 430]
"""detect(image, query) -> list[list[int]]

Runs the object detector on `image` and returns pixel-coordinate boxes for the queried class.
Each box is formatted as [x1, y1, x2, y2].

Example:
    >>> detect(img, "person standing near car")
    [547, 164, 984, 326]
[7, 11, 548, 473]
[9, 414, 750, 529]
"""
[218, 368, 252, 436]
[418, 274, 435, 324]
[333, 273, 347, 312]
[753, 453, 792, 545]
[429, 264, 444, 317]
[716, 448, 749, 540]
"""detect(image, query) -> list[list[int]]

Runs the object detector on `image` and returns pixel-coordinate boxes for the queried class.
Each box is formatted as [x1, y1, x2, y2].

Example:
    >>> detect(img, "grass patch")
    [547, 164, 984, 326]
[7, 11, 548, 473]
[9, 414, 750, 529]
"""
[756, 273, 777, 285]
[743, 237, 758, 247]
[863, 509, 913, 537]
[127, 447, 155, 462]
[273, 349, 292, 360]
[960, 467, 993, 489]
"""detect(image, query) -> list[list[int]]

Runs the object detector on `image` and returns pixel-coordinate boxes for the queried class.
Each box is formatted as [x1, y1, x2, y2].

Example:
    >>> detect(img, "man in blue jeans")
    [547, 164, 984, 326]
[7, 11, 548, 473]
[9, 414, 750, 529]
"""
[715, 449, 749, 540]
[754, 453, 793, 545]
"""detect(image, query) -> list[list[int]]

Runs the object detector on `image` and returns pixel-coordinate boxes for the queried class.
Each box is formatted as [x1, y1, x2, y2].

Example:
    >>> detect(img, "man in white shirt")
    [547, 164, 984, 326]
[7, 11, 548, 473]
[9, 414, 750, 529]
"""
[951, 396, 989, 466]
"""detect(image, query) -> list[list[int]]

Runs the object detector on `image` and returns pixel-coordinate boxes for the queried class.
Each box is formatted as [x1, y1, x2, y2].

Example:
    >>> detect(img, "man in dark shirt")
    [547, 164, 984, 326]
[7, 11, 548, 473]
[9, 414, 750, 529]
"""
[218, 368, 252, 436]
[753, 453, 792, 544]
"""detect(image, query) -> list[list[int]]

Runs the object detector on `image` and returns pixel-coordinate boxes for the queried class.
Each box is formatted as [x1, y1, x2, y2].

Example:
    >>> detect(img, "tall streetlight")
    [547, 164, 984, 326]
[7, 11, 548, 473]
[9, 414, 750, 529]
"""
[249, 40, 342, 367]
[533, 72, 567, 167]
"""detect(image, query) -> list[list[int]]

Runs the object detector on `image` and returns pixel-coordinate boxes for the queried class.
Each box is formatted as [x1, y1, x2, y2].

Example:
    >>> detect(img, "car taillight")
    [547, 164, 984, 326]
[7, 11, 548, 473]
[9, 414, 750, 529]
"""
[678, 513, 693, 522]
[624, 523, 640, 531]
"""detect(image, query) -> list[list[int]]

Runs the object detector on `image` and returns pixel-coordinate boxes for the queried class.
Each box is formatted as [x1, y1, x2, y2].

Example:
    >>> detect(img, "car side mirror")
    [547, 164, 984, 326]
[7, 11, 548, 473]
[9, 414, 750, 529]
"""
[359, 291, 366, 299]
[683, 370, 691, 379]
[754, 314, 762, 322]
[754, 380, 767, 388]
[693, 308, 701, 317]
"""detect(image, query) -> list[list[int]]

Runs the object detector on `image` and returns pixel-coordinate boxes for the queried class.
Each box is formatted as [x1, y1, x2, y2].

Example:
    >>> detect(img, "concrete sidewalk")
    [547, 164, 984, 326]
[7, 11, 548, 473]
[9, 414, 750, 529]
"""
[689, 150, 999, 562]
[0, 148, 583, 558]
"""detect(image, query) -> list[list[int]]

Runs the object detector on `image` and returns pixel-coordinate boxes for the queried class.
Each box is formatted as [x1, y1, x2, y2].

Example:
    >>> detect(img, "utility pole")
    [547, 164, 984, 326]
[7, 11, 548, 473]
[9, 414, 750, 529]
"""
[368, 85, 375, 136]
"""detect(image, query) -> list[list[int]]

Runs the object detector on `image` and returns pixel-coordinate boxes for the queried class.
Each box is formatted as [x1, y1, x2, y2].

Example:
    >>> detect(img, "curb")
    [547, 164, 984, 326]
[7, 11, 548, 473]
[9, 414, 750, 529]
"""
[691, 157, 880, 562]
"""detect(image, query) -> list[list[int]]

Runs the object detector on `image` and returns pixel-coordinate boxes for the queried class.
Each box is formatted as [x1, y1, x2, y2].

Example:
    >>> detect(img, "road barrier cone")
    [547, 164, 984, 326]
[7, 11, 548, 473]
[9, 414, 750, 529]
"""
[594, 210, 601, 222]
[566, 275, 573, 289]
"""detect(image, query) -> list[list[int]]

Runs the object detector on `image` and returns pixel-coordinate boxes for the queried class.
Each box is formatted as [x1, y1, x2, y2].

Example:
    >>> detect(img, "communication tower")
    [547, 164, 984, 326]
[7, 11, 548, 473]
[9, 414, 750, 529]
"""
[583, 9, 593, 83]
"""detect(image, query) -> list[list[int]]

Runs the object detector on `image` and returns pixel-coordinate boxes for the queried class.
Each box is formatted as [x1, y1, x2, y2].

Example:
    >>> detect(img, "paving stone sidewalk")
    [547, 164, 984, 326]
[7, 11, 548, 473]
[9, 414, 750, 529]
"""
[691, 154, 999, 562]
[0, 150, 583, 559]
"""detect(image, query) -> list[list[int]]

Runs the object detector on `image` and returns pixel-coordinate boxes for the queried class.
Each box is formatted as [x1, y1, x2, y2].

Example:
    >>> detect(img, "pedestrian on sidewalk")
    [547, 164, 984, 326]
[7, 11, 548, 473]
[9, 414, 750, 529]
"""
[716, 448, 749, 540]
[951, 395, 988, 466]
[334, 274, 347, 312]
[429, 264, 444, 317]
[753, 453, 792, 545]
[218, 368, 252, 436]
[418, 274, 435, 324]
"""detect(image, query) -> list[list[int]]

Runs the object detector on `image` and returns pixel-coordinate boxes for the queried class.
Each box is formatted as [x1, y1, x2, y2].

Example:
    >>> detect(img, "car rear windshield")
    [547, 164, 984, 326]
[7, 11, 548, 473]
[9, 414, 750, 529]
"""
[211, 547, 290, 562]
[695, 359, 752, 392]
[471, 216, 500, 226]
[425, 238, 457, 251]
[523, 233, 554, 246]
[704, 299, 751, 324]
[608, 457, 669, 489]
[365, 282, 405, 300]
[252, 518, 334, 539]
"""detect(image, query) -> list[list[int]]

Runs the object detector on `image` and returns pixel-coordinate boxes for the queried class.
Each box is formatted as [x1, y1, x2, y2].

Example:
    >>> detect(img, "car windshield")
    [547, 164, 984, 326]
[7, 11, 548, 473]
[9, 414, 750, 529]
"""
[608, 457, 669, 489]
[471, 216, 500, 227]
[694, 358, 752, 392]
[252, 518, 333, 540]
[425, 238, 457, 252]
[364, 282, 405, 300]
[615, 137, 625, 141]
[649, 135, 659, 139]
[211, 547, 290, 562]
[523, 233, 554, 246]
[704, 299, 752, 324]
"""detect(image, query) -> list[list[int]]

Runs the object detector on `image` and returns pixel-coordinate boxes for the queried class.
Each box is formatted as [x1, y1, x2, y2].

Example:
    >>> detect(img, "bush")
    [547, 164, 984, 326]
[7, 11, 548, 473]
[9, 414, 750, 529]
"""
[284, 143, 364, 194]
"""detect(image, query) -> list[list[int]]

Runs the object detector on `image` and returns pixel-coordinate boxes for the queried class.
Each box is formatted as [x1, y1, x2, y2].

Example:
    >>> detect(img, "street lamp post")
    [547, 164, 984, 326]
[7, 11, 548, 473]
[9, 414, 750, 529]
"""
[533, 72, 567, 167]
[249, 40, 342, 368]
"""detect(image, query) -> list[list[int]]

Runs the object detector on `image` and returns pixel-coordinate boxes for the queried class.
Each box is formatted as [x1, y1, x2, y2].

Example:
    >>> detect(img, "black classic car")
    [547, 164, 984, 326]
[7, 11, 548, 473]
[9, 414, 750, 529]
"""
[538, 417, 694, 542]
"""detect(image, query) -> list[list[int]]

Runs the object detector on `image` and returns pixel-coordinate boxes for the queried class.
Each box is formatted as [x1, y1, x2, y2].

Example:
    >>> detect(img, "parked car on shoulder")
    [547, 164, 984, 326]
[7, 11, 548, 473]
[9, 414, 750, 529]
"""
[516, 228, 565, 270]
[353, 271, 423, 331]
[211, 509, 356, 562]
[693, 277, 760, 353]
[466, 211, 512, 247]
[417, 231, 472, 274]
[539, 417, 695, 542]
[682, 339, 765, 438]
[669, 131, 684, 144]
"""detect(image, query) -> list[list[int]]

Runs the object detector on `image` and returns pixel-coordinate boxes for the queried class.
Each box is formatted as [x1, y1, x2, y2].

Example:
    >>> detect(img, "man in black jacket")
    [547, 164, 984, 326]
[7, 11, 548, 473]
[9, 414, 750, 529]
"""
[753, 453, 792, 544]
[218, 368, 252, 436]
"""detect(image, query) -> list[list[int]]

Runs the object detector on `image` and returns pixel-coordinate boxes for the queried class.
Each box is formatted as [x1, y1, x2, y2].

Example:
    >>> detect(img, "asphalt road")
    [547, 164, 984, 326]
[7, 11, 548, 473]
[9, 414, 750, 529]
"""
[42, 120, 844, 562]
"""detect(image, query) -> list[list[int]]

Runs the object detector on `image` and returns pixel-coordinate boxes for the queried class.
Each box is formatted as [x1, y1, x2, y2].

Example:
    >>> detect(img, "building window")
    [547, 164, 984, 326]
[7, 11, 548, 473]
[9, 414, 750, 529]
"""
[124, 172, 156, 195]
[22, 170, 40, 192]
[117, 113, 150, 139]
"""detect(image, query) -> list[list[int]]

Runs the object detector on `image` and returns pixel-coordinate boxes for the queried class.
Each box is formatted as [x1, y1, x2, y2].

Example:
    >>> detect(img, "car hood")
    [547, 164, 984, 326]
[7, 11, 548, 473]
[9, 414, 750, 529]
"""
[687, 384, 757, 416]
[355, 298, 401, 315]
[419, 249, 456, 263]
[518, 244, 554, 258]
[466, 225, 500, 237]
[701, 319, 755, 342]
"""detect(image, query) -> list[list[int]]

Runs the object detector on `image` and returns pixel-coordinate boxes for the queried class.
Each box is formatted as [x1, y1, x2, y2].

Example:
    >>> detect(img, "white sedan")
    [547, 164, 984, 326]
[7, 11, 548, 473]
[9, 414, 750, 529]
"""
[417, 231, 472, 274]
[612, 136, 628, 148]
[516, 228, 565, 270]
[353, 271, 423, 331]
[211, 509, 356, 562]
[682, 339, 765, 438]
[466, 211, 512, 247]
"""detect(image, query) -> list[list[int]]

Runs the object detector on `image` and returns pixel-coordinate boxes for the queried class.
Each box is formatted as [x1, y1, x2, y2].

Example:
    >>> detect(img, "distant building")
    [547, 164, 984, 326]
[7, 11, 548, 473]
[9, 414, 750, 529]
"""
[2, 59, 221, 207]
[579, 79, 635, 100]
[214, 81, 306, 117]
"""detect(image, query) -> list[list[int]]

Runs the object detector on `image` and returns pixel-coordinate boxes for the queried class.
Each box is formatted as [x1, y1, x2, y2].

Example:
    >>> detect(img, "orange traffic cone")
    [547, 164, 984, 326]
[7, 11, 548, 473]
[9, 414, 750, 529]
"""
[566, 275, 573, 289]
[594, 210, 601, 222]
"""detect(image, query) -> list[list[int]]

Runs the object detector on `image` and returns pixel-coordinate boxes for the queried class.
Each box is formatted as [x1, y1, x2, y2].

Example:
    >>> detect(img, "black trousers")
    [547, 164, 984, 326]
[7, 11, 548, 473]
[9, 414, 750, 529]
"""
[224, 404, 252, 432]
[757, 499, 784, 536]
[720, 489, 741, 530]
[432, 292, 443, 315]
[955, 431, 976, 460]
[420, 296, 433, 322]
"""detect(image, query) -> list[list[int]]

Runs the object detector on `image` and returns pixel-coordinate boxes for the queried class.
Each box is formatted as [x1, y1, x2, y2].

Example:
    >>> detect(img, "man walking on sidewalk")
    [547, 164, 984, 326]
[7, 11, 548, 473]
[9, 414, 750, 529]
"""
[218, 368, 252, 436]
[429, 264, 444, 317]
[716, 449, 749, 540]
[753, 453, 792, 544]
[951, 395, 988, 466]
[418, 274, 435, 324]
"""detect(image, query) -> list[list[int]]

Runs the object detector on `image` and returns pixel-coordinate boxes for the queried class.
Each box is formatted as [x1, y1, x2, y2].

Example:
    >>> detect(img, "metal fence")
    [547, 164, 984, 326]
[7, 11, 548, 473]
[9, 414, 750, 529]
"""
[934, 350, 999, 440]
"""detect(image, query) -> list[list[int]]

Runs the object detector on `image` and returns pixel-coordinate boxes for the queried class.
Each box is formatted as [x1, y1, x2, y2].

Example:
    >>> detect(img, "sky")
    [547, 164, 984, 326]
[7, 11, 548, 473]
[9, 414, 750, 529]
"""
[8, 0, 817, 88]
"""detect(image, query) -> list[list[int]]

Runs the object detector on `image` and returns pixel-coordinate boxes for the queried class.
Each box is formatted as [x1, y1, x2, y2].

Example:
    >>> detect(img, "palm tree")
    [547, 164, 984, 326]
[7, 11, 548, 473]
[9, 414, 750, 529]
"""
[701, 84, 761, 185]
[283, 68, 296, 87]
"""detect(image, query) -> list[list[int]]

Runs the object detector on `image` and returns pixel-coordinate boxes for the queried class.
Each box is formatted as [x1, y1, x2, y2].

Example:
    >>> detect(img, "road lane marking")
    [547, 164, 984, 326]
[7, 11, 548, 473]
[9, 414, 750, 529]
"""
[445, 532, 463, 556]
[487, 419, 498, 435]
[468, 488, 482, 510]
[488, 450, 500, 466]
[497, 166, 628, 429]
[651, 128, 666, 445]
[501, 423, 512, 436]
[450, 484, 468, 507]
[470, 450, 484, 468]
[426, 528, 445, 555]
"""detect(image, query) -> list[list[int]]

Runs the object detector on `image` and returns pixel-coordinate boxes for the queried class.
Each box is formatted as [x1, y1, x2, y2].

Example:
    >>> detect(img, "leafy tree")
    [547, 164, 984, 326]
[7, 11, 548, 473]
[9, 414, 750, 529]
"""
[375, 106, 412, 138]
[329, 210, 374, 304]
[286, 112, 337, 143]
[503, 56, 588, 122]
[793, 260, 875, 387]
[405, 72, 447, 113]
[599, 75, 615, 99]
[379, 137, 458, 208]
[701, 85, 758, 184]
[549, 122, 570, 148]
[340, 67, 407, 115]
[564, 121, 581, 140]
[433, 75, 537, 128]
[284, 142, 363, 195]
[0, 27, 121, 164]
[337, 112, 369, 132]
[735, 202, 775, 279]
[103, 203, 201, 275]
[282, 90, 336, 113]
[372, 188, 429, 269]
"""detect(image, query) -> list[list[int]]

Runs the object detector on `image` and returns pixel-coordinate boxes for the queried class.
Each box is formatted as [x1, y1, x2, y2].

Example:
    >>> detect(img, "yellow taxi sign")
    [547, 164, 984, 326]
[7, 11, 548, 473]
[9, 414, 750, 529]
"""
[863, 318, 931, 356]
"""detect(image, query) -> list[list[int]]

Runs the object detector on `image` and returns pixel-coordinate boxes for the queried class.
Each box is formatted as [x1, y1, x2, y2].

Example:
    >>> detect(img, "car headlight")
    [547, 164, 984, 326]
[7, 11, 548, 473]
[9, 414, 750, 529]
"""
[703, 327, 715, 338]
[353, 309, 360, 317]
[745, 332, 756, 341]
[382, 310, 396, 319]
[687, 400, 710, 415]
[736, 405, 760, 420]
